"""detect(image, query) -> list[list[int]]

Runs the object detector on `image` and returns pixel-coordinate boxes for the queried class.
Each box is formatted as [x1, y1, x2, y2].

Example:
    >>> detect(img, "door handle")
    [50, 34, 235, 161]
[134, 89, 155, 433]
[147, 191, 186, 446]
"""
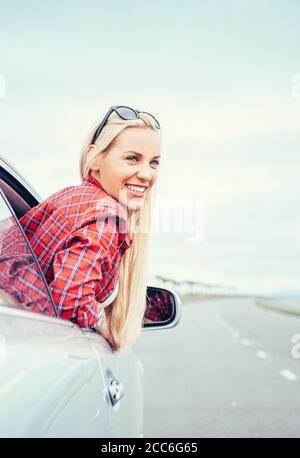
[108, 378, 125, 407]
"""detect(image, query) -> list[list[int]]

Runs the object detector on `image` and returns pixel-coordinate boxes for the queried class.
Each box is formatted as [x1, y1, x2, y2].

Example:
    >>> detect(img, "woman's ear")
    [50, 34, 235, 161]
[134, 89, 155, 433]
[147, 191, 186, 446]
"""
[86, 144, 100, 172]
[85, 143, 96, 156]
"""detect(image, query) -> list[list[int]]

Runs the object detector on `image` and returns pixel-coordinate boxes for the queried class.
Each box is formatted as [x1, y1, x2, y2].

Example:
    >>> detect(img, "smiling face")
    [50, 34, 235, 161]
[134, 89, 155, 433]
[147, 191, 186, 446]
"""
[88, 126, 161, 212]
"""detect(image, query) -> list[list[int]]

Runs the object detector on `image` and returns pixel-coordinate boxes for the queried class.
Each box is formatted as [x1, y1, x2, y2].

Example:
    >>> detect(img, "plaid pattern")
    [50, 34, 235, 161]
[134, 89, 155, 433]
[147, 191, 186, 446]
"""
[145, 289, 174, 322]
[0, 216, 55, 315]
[12, 175, 133, 329]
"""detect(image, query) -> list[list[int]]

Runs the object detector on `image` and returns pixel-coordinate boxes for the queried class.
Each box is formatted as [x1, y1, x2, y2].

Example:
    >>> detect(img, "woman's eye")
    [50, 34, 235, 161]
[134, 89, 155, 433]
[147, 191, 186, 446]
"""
[126, 156, 159, 167]
[127, 156, 138, 162]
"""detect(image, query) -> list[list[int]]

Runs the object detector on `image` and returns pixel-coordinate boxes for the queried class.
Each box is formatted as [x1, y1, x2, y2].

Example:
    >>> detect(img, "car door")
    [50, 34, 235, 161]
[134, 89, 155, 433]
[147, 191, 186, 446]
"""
[84, 330, 144, 437]
[0, 155, 143, 437]
[0, 163, 114, 437]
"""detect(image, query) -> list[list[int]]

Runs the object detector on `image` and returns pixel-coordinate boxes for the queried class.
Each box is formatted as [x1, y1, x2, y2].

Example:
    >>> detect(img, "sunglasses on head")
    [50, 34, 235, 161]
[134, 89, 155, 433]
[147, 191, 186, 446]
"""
[90, 105, 160, 145]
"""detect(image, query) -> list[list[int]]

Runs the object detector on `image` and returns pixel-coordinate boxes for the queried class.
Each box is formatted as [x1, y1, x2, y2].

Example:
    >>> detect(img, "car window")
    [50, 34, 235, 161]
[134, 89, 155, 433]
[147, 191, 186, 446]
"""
[0, 190, 56, 317]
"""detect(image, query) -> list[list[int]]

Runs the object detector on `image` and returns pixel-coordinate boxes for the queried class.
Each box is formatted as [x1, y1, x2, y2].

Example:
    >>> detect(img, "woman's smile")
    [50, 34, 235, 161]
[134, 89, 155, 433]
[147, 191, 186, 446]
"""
[125, 183, 147, 198]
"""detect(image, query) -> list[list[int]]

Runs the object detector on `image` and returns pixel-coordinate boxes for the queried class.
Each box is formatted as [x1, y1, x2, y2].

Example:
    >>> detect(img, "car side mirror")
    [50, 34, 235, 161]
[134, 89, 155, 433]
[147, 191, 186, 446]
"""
[143, 286, 181, 329]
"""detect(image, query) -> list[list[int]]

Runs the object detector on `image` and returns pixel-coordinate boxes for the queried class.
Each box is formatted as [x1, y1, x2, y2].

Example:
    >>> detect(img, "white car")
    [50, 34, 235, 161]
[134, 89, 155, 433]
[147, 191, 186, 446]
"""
[0, 155, 181, 438]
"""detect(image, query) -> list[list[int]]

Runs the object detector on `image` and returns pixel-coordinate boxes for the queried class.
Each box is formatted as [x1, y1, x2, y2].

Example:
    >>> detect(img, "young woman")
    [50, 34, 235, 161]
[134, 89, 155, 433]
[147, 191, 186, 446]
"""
[18, 105, 161, 351]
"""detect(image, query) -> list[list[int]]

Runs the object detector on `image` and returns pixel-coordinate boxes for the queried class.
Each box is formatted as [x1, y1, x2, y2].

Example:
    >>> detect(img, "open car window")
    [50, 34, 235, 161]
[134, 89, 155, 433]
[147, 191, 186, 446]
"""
[0, 189, 57, 317]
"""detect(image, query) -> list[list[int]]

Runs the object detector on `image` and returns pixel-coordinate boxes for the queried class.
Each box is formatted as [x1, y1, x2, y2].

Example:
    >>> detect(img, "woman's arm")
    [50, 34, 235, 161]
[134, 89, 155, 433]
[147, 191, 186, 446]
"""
[48, 220, 116, 334]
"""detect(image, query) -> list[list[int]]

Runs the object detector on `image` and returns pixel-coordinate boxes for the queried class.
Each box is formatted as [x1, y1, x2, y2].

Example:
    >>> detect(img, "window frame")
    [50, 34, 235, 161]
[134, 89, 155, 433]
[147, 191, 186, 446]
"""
[0, 187, 58, 317]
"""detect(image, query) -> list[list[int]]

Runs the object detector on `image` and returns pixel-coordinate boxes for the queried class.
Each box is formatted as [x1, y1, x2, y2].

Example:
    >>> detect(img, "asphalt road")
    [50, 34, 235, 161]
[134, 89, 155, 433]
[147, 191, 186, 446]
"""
[133, 297, 300, 438]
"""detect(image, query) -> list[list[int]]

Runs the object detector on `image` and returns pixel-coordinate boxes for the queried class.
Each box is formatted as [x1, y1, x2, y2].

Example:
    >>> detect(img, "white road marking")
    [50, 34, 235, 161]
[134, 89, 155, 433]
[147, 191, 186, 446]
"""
[232, 332, 240, 338]
[242, 339, 251, 346]
[231, 401, 238, 407]
[280, 369, 298, 381]
[256, 351, 269, 359]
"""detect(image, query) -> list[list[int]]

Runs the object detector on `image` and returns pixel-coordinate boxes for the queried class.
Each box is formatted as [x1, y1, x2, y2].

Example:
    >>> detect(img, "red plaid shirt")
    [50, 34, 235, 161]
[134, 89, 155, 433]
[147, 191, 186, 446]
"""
[145, 289, 173, 322]
[15, 175, 132, 328]
[0, 216, 55, 316]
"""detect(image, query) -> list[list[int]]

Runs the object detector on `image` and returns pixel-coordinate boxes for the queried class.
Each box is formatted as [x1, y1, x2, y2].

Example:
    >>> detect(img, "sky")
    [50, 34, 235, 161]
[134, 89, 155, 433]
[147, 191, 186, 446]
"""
[0, 0, 300, 297]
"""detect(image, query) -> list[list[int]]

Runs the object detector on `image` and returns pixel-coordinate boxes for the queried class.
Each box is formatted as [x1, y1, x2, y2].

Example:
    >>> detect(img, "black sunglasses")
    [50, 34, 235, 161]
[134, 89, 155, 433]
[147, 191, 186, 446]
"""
[90, 105, 160, 145]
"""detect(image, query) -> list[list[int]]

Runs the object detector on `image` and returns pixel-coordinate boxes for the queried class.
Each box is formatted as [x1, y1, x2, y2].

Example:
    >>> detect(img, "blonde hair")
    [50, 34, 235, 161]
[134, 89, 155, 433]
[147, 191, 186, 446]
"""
[80, 109, 161, 351]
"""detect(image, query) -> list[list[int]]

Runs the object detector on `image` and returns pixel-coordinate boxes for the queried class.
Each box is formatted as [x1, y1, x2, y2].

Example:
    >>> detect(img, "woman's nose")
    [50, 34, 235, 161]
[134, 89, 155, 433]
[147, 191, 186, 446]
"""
[136, 165, 153, 181]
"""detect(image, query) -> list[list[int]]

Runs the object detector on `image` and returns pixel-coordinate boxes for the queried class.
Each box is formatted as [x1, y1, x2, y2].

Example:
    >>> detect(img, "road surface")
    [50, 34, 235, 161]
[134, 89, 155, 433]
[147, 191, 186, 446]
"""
[133, 297, 300, 438]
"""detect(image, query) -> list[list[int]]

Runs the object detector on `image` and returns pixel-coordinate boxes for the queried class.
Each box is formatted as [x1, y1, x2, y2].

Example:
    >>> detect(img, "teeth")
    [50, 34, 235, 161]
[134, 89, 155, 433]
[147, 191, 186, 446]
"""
[126, 185, 146, 194]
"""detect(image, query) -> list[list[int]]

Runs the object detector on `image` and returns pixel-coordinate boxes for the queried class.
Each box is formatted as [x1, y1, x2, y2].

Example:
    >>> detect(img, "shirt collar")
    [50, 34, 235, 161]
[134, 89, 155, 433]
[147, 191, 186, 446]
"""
[84, 175, 104, 190]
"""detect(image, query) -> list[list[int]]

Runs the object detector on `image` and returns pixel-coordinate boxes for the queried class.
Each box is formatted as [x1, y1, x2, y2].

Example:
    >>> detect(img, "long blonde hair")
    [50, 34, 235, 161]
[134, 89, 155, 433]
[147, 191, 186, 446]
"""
[80, 110, 161, 351]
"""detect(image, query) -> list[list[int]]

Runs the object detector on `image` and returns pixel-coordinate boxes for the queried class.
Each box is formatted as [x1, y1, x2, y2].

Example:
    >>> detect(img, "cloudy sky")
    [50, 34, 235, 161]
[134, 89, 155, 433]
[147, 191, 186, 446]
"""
[0, 0, 300, 297]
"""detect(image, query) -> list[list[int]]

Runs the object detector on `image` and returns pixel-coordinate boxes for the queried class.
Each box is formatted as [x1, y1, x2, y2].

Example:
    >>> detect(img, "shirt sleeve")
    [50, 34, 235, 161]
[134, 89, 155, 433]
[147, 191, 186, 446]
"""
[48, 219, 116, 329]
[0, 217, 55, 316]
